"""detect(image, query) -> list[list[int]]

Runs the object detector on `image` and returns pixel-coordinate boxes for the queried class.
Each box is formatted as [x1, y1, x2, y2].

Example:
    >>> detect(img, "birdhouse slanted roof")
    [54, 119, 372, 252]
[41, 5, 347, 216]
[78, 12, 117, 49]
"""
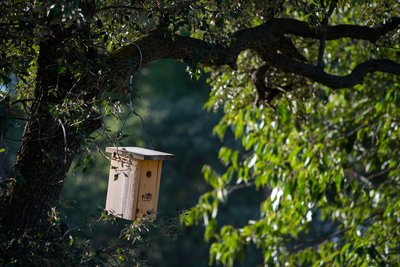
[106, 147, 175, 161]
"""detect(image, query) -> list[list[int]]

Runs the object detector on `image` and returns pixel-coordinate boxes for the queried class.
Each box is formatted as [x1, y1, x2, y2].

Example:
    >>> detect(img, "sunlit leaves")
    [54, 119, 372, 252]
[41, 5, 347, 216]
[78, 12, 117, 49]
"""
[209, 225, 247, 267]
[192, 1, 400, 263]
[202, 75, 400, 264]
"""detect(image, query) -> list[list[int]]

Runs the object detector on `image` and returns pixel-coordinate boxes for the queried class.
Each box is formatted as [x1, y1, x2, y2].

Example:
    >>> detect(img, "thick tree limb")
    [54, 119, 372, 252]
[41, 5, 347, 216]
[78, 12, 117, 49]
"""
[108, 17, 400, 90]
[266, 17, 400, 43]
[263, 52, 400, 89]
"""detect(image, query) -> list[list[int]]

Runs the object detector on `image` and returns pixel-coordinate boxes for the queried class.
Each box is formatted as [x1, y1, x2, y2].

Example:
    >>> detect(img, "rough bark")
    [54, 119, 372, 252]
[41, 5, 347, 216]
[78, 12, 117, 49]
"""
[0, 140, 6, 181]
[0, 24, 101, 237]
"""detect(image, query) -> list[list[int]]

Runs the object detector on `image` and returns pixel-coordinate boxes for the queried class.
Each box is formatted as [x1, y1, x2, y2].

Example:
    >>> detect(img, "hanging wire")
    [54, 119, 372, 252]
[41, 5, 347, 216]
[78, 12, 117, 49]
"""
[134, 110, 154, 150]
[117, 107, 154, 151]
[129, 42, 143, 71]
[116, 42, 154, 151]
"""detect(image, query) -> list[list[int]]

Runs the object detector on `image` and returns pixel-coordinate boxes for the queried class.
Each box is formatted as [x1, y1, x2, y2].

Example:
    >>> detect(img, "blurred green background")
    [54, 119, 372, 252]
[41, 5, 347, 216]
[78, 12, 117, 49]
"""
[4, 59, 263, 266]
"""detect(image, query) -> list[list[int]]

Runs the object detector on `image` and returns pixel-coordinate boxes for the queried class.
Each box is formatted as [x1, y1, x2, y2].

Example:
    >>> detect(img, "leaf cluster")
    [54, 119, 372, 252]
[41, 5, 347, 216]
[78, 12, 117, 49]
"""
[184, 1, 400, 266]
[0, 204, 183, 266]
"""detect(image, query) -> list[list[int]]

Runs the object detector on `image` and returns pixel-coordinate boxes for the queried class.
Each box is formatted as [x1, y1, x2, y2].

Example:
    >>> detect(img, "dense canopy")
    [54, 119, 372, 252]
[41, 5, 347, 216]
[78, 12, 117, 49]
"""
[1, 0, 400, 266]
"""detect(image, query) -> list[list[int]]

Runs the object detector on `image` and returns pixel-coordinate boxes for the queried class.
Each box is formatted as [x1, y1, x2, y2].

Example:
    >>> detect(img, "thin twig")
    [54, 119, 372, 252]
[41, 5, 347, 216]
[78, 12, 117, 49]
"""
[58, 118, 68, 164]
[289, 227, 351, 253]
[227, 182, 255, 194]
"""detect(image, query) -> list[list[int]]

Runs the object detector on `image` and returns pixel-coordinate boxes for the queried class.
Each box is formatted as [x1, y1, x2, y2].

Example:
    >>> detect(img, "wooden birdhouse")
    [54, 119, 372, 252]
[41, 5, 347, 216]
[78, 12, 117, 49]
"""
[105, 147, 174, 221]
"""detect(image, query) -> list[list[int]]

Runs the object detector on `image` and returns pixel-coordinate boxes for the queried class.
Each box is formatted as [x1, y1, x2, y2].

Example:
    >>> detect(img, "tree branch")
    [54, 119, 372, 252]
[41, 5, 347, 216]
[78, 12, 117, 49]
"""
[267, 17, 400, 43]
[251, 62, 297, 107]
[107, 17, 400, 90]
[252, 62, 269, 105]
[289, 227, 351, 253]
[263, 51, 400, 89]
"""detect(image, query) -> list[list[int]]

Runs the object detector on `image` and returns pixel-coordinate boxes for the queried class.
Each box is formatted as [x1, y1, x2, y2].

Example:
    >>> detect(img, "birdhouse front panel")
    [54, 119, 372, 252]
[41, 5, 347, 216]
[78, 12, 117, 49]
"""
[135, 160, 162, 219]
[105, 147, 174, 221]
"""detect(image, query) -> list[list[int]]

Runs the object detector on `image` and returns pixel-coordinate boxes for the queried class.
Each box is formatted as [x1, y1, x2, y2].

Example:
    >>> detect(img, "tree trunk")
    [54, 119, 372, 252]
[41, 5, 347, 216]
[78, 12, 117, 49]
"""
[0, 24, 100, 237]
[0, 140, 6, 181]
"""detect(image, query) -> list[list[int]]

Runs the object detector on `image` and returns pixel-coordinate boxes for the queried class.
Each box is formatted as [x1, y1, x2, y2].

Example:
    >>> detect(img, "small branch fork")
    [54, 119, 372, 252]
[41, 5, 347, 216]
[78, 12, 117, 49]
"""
[317, 0, 338, 68]
[251, 62, 305, 108]
[288, 227, 351, 253]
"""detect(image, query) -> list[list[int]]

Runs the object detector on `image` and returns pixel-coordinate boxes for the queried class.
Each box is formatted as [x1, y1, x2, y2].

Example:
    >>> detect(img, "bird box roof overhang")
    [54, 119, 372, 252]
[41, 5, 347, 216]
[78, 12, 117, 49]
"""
[106, 147, 175, 161]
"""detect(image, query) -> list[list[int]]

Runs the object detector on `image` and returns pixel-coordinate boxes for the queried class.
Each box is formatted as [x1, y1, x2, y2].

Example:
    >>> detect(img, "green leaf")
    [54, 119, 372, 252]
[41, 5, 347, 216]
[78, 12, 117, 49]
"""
[278, 104, 290, 122]
[375, 102, 383, 112]
[341, 242, 351, 262]
[334, 174, 341, 192]
[65, 19, 74, 28]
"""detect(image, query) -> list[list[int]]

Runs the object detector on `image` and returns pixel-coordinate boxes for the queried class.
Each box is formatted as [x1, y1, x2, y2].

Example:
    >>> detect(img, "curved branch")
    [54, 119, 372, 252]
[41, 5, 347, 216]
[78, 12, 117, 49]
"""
[267, 17, 400, 43]
[107, 17, 400, 90]
[108, 30, 239, 75]
[263, 48, 400, 89]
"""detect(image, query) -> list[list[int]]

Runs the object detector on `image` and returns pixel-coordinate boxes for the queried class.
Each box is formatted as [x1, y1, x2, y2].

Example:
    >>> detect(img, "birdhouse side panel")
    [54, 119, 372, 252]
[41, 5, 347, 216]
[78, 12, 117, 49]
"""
[105, 158, 127, 216]
[106, 157, 140, 220]
[122, 159, 141, 220]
